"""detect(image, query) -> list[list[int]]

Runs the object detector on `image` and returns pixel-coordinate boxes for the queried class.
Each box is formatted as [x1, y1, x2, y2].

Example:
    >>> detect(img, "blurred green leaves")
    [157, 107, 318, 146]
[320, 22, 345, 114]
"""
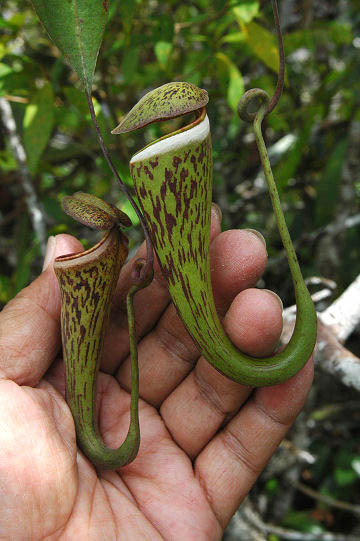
[315, 139, 348, 227]
[23, 83, 54, 173]
[242, 20, 280, 75]
[232, 2, 259, 25]
[282, 511, 325, 535]
[216, 52, 244, 112]
[154, 41, 173, 71]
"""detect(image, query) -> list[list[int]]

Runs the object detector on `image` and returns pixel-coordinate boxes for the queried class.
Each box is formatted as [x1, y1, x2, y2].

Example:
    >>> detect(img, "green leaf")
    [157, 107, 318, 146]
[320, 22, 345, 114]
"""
[221, 32, 245, 45]
[282, 511, 324, 534]
[30, 0, 108, 92]
[154, 41, 172, 70]
[233, 2, 259, 25]
[240, 20, 288, 83]
[121, 46, 139, 84]
[13, 214, 37, 295]
[119, 198, 139, 227]
[315, 139, 347, 227]
[0, 64, 12, 79]
[0, 63, 13, 95]
[0, 275, 13, 305]
[152, 13, 174, 43]
[334, 467, 358, 486]
[265, 478, 279, 495]
[23, 83, 54, 174]
[351, 457, 360, 477]
[243, 21, 278, 73]
[63, 87, 88, 115]
[227, 62, 244, 113]
[333, 448, 360, 487]
[216, 53, 244, 112]
[114, 160, 134, 188]
[274, 105, 320, 193]
[118, 0, 138, 36]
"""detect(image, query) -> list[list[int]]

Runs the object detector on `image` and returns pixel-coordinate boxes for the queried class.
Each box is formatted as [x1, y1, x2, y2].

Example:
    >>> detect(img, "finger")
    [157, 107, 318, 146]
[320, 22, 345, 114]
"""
[0, 234, 83, 386]
[195, 358, 314, 529]
[160, 288, 283, 457]
[102, 203, 223, 373]
[116, 229, 268, 405]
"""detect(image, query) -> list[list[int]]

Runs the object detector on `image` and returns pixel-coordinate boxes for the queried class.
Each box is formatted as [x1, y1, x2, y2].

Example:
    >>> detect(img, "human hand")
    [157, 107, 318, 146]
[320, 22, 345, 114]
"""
[0, 205, 313, 540]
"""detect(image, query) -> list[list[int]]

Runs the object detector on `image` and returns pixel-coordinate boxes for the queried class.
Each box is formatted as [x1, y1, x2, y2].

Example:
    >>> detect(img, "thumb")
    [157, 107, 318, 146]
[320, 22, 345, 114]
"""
[0, 234, 83, 386]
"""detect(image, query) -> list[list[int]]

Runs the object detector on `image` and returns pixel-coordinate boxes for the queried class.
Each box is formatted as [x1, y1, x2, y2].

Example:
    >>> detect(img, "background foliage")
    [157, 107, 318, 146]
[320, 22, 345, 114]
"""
[1, 0, 360, 538]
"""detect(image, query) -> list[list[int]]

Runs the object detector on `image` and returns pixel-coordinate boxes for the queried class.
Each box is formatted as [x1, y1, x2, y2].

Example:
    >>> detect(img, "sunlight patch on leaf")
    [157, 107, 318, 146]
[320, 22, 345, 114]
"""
[216, 52, 244, 112]
[233, 2, 259, 25]
[154, 41, 172, 70]
[23, 83, 54, 173]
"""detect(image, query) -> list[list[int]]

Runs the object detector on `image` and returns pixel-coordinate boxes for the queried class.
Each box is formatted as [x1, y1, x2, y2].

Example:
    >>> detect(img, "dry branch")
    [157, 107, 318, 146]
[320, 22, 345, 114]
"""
[282, 273, 360, 392]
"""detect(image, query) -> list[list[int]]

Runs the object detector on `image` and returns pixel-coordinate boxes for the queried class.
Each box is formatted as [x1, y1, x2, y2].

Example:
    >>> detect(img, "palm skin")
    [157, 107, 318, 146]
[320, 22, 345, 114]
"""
[0, 206, 313, 540]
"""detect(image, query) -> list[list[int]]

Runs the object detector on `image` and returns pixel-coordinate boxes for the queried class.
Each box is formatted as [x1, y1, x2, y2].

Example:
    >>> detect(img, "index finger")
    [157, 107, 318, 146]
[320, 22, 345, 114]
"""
[195, 358, 314, 529]
[0, 234, 83, 386]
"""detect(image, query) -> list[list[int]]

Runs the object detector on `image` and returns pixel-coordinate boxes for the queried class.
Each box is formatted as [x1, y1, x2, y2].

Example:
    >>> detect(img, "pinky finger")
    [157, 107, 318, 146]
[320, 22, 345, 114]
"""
[194, 358, 314, 529]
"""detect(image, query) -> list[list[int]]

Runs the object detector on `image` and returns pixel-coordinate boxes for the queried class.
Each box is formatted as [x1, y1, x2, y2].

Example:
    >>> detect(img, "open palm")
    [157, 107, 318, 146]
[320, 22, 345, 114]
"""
[0, 206, 313, 540]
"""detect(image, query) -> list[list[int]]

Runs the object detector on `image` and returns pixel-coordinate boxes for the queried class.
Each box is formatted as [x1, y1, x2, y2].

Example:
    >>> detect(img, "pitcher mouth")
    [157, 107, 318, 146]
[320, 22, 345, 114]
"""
[54, 228, 128, 268]
[130, 111, 210, 164]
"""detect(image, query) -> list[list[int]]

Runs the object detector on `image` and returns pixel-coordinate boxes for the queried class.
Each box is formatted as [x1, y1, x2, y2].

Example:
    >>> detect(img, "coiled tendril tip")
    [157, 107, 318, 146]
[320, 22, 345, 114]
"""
[237, 88, 270, 124]
[131, 258, 154, 289]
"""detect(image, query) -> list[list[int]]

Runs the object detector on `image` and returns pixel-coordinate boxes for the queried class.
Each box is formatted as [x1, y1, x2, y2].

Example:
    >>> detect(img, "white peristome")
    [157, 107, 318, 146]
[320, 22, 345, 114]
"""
[130, 115, 210, 164]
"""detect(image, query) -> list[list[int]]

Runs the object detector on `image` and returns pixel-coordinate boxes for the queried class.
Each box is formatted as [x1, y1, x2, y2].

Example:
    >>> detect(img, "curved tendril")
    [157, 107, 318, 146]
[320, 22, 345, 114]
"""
[240, 89, 308, 312]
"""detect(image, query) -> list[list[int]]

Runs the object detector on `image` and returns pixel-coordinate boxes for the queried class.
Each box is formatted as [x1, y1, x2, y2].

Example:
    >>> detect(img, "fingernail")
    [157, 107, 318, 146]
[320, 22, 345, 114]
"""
[211, 202, 222, 223]
[244, 228, 266, 248]
[263, 289, 283, 311]
[42, 236, 56, 271]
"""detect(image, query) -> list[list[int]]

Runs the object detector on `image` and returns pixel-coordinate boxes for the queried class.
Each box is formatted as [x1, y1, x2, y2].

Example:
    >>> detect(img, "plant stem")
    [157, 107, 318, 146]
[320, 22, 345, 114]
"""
[268, 0, 285, 114]
[85, 90, 154, 283]
[126, 284, 140, 446]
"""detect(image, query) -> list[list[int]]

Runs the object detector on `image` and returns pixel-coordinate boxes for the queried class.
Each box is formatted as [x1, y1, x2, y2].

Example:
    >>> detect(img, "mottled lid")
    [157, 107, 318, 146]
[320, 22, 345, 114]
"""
[111, 81, 209, 134]
[62, 192, 132, 230]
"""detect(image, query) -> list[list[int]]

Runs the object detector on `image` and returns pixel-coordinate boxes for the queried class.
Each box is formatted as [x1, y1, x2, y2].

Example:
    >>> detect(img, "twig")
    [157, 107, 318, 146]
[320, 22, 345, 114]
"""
[239, 499, 360, 541]
[294, 481, 360, 516]
[310, 401, 360, 422]
[305, 277, 337, 290]
[268, 0, 285, 114]
[284, 287, 335, 318]
[315, 320, 360, 392]
[281, 272, 360, 391]
[320, 273, 360, 343]
[0, 97, 47, 255]
[281, 439, 316, 464]
[282, 315, 360, 392]
[3, 94, 29, 104]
